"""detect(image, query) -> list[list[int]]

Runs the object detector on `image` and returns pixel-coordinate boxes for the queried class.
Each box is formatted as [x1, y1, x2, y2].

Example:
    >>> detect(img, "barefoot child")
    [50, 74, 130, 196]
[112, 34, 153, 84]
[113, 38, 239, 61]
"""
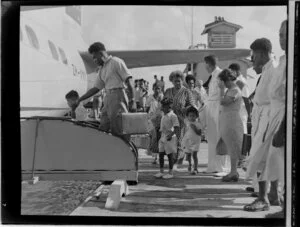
[154, 98, 180, 179]
[182, 106, 202, 175]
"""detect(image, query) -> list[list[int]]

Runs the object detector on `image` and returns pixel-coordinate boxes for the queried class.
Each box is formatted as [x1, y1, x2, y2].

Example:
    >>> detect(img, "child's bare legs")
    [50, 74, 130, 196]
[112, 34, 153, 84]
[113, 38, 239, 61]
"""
[186, 153, 192, 171]
[192, 151, 198, 171]
[159, 152, 165, 173]
[167, 153, 174, 174]
[154, 152, 166, 178]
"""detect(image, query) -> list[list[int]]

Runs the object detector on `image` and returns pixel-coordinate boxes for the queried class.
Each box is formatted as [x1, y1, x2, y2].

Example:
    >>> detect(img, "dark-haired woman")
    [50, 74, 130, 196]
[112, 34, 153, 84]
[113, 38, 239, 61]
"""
[218, 69, 244, 182]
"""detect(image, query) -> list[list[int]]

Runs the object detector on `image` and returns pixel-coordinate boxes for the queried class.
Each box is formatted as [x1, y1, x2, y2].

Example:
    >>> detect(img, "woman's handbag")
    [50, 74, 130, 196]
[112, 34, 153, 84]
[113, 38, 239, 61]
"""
[272, 117, 286, 148]
[216, 138, 228, 155]
[241, 134, 252, 156]
[242, 119, 252, 156]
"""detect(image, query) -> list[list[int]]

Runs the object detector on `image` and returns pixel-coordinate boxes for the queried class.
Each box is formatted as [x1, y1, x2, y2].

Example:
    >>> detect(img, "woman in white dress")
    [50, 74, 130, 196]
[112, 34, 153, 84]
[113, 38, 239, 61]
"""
[218, 69, 244, 182]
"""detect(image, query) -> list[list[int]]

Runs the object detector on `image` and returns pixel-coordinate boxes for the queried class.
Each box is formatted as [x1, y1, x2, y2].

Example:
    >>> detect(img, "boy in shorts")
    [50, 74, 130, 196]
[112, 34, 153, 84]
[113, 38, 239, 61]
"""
[154, 98, 180, 179]
[182, 106, 202, 175]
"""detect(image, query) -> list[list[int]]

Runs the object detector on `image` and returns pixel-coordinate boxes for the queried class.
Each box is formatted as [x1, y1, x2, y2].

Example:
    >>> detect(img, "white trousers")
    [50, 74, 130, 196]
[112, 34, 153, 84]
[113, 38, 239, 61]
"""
[245, 104, 270, 179]
[204, 101, 230, 173]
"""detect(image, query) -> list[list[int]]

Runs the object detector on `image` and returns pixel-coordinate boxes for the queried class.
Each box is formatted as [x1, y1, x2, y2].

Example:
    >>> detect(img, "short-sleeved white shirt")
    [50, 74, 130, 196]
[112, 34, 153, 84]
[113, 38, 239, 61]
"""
[94, 56, 131, 90]
[160, 110, 179, 139]
[268, 55, 286, 105]
[253, 60, 276, 106]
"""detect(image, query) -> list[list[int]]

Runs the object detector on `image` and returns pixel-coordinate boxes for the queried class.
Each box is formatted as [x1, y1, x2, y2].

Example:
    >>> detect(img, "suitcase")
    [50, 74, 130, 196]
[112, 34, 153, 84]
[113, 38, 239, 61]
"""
[121, 112, 151, 135]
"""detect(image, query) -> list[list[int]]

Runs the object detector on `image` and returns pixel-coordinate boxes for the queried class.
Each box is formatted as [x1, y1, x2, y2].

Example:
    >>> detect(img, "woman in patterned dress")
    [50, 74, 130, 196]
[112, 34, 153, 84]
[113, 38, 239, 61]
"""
[164, 70, 196, 165]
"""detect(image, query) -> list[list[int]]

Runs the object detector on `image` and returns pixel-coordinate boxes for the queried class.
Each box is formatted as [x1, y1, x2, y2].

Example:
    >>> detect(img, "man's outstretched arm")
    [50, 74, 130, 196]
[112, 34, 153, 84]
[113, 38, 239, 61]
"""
[78, 87, 100, 105]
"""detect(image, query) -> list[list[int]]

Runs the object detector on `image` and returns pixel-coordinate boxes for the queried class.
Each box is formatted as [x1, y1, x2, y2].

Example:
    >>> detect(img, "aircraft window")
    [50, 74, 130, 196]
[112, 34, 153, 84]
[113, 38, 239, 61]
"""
[25, 25, 40, 49]
[58, 47, 68, 65]
[48, 41, 59, 61]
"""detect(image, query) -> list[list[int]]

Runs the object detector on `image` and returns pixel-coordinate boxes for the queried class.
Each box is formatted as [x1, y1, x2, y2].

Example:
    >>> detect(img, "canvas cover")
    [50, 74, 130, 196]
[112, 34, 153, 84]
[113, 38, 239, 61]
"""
[21, 117, 138, 181]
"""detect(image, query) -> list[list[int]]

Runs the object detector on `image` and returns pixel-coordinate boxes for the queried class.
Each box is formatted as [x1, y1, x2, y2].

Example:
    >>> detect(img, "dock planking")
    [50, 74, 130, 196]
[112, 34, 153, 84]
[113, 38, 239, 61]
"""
[70, 143, 284, 218]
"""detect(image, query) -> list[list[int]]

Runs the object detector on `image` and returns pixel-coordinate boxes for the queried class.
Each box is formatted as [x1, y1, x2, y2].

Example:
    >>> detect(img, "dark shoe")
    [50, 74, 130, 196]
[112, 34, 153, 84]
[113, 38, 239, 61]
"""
[188, 166, 192, 172]
[222, 173, 239, 182]
[246, 187, 255, 192]
[243, 199, 270, 212]
[191, 169, 197, 175]
[251, 192, 259, 197]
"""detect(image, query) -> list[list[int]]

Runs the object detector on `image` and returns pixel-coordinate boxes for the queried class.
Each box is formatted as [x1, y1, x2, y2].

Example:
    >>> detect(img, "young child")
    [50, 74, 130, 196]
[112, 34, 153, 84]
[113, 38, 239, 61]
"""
[154, 98, 180, 179]
[146, 84, 164, 164]
[65, 90, 88, 121]
[181, 106, 202, 175]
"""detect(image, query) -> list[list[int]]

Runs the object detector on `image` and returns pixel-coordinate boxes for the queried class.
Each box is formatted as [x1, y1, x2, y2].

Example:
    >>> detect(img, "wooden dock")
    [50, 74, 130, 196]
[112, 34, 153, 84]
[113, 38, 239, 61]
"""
[69, 143, 283, 218]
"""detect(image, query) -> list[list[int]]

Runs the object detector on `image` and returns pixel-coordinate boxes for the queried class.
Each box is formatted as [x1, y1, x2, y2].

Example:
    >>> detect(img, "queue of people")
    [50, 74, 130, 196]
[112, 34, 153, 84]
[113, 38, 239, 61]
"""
[134, 78, 150, 112]
[66, 18, 286, 214]
[150, 19, 287, 215]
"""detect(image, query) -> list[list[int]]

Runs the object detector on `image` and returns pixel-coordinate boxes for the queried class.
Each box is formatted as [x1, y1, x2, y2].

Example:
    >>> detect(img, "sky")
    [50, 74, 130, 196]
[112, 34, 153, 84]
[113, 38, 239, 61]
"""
[81, 5, 287, 90]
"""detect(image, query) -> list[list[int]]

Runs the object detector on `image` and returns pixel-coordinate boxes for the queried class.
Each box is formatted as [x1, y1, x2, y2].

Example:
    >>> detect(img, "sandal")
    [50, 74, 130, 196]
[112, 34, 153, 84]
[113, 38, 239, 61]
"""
[243, 199, 270, 212]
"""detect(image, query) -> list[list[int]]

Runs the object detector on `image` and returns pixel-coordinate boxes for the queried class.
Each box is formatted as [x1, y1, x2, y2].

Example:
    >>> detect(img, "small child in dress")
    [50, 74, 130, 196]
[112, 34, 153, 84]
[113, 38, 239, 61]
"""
[65, 90, 88, 121]
[154, 98, 180, 179]
[181, 106, 202, 175]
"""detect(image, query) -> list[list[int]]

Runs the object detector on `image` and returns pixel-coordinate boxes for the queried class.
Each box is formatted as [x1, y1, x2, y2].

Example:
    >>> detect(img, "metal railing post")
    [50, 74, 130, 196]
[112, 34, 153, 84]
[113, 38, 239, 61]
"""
[31, 118, 40, 179]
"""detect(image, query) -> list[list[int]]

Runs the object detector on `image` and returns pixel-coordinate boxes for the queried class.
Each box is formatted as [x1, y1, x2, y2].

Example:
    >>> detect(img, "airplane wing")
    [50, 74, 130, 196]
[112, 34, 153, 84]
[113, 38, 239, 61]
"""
[79, 48, 251, 74]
